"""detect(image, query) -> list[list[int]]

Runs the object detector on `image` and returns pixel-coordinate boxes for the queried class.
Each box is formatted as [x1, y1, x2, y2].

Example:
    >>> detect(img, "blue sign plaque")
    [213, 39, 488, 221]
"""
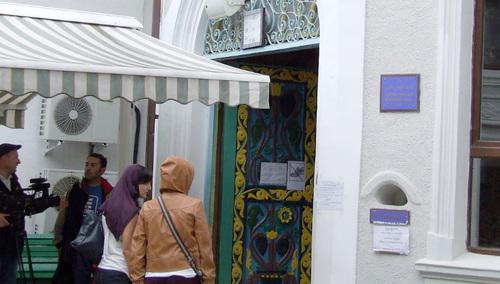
[380, 74, 420, 112]
[370, 209, 410, 226]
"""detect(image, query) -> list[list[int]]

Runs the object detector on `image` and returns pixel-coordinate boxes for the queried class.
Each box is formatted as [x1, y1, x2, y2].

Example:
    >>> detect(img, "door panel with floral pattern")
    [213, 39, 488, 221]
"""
[231, 67, 317, 284]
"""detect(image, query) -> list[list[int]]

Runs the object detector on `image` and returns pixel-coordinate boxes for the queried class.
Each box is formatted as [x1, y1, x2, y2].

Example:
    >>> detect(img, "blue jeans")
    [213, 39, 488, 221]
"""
[95, 268, 131, 284]
[0, 253, 18, 284]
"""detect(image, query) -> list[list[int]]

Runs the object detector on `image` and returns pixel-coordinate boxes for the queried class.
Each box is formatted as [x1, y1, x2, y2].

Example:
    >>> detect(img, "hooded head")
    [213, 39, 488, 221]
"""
[100, 164, 151, 239]
[159, 156, 194, 194]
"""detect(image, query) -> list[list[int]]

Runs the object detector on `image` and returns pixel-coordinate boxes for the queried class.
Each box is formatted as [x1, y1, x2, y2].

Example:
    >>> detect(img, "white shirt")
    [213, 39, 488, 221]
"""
[0, 174, 11, 191]
[145, 269, 197, 278]
[98, 215, 129, 275]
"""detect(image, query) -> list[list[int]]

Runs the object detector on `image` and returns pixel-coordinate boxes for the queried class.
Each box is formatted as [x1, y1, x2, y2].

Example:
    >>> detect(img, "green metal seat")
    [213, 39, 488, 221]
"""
[16, 233, 58, 283]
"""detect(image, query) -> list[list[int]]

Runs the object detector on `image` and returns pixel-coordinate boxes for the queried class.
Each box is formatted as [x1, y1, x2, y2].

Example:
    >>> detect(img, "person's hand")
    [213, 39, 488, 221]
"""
[58, 199, 68, 210]
[0, 213, 10, 228]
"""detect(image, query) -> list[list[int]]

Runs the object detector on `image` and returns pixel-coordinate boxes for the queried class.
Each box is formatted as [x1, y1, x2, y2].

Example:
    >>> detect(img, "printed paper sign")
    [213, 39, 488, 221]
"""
[259, 162, 287, 186]
[373, 225, 410, 255]
[314, 181, 344, 211]
[287, 161, 305, 190]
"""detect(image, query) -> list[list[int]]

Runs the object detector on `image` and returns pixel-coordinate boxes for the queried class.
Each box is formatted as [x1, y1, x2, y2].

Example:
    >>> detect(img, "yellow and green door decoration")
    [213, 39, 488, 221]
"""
[218, 66, 317, 284]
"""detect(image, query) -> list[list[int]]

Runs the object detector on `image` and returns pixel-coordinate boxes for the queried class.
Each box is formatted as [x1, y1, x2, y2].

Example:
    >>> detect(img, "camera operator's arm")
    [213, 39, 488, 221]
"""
[26, 195, 61, 215]
[0, 213, 9, 228]
[0, 190, 21, 227]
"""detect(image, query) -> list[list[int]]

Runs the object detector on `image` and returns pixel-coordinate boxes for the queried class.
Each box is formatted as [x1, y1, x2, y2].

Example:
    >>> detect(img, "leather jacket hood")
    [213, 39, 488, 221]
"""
[159, 156, 194, 195]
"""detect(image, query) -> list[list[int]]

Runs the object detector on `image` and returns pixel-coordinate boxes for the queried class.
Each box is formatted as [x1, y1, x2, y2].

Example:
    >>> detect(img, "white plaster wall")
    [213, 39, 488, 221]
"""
[312, 1, 366, 283]
[356, 1, 438, 283]
[116, 99, 150, 170]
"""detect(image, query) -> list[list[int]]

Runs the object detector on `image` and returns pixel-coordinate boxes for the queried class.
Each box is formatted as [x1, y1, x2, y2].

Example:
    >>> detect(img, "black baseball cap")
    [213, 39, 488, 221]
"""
[0, 143, 21, 157]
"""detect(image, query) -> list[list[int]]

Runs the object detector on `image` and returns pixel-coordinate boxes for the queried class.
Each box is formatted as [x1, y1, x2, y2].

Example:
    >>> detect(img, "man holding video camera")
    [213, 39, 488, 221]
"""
[0, 143, 64, 283]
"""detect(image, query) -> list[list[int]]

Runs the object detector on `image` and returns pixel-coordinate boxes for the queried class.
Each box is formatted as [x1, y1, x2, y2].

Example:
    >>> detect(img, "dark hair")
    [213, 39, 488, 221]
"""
[137, 166, 152, 185]
[88, 153, 107, 168]
[134, 166, 152, 200]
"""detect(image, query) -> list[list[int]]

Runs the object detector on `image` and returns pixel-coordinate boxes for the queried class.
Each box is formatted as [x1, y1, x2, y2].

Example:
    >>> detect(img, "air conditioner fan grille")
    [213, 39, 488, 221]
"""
[52, 175, 80, 199]
[54, 97, 92, 135]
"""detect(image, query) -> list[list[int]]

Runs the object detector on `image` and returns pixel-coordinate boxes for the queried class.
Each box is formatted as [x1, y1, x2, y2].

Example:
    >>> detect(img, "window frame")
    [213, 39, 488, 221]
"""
[468, 0, 500, 255]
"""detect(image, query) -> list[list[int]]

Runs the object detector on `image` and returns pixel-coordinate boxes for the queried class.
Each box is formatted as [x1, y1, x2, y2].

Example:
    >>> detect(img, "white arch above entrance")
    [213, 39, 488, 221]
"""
[155, 0, 214, 203]
[160, 0, 208, 52]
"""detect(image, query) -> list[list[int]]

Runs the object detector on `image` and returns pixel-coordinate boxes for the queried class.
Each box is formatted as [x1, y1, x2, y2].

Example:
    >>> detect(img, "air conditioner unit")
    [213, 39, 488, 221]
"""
[25, 168, 118, 234]
[39, 96, 120, 143]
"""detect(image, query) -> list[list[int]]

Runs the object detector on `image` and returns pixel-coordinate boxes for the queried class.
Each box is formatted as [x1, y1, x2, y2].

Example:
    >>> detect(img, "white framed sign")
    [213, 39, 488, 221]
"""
[242, 8, 264, 49]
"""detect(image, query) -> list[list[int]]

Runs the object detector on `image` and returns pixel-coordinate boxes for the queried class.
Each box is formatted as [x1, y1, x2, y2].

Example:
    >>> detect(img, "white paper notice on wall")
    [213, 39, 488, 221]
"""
[287, 161, 305, 190]
[259, 162, 287, 186]
[372, 225, 410, 255]
[314, 181, 344, 211]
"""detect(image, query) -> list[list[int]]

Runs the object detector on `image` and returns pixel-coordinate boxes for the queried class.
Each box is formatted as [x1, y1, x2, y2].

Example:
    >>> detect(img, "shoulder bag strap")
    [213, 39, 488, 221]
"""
[157, 195, 203, 278]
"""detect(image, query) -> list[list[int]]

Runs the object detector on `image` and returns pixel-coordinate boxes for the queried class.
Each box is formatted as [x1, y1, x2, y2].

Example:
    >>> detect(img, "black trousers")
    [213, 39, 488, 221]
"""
[95, 268, 131, 284]
[145, 275, 201, 284]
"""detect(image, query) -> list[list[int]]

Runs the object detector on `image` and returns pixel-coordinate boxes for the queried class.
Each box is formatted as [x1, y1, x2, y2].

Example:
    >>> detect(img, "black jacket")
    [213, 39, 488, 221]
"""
[58, 178, 113, 248]
[52, 178, 113, 284]
[0, 173, 26, 255]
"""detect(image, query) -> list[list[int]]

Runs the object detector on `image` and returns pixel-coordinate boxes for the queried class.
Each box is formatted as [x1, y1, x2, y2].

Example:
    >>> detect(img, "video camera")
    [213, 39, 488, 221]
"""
[0, 178, 60, 232]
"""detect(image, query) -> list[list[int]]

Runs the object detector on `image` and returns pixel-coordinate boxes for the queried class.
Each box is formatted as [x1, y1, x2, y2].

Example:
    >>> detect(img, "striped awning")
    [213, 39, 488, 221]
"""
[0, 3, 270, 128]
[0, 93, 36, 128]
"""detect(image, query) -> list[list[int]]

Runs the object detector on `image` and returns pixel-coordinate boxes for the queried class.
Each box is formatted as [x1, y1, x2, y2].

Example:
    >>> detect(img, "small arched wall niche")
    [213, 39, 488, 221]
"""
[361, 171, 422, 206]
[375, 183, 408, 206]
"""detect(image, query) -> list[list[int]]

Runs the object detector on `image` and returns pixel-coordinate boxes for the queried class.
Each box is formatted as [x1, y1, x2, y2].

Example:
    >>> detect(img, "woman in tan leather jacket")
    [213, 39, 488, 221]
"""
[125, 156, 215, 284]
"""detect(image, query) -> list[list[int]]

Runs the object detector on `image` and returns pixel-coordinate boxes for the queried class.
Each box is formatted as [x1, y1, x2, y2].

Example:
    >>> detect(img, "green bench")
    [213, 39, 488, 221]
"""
[16, 233, 58, 283]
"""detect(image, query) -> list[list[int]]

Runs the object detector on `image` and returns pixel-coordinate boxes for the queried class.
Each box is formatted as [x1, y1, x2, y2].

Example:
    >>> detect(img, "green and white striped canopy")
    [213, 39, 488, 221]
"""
[0, 3, 270, 128]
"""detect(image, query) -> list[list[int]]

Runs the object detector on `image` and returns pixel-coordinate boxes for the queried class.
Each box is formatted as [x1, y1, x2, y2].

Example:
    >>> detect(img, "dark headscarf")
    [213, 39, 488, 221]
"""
[100, 164, 143, 239]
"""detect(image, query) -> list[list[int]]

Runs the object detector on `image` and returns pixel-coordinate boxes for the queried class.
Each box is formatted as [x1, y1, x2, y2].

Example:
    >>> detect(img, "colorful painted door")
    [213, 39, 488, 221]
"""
[227, 67, 317, 284]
